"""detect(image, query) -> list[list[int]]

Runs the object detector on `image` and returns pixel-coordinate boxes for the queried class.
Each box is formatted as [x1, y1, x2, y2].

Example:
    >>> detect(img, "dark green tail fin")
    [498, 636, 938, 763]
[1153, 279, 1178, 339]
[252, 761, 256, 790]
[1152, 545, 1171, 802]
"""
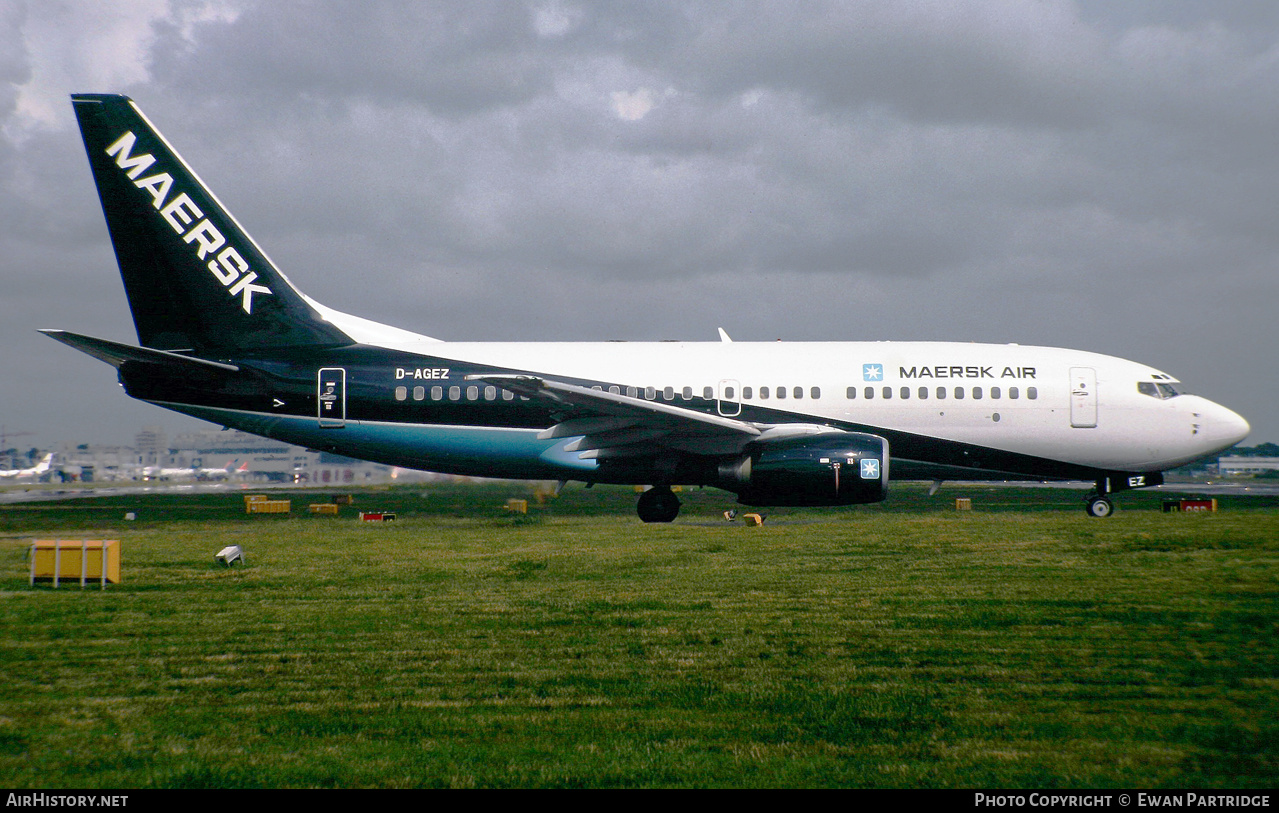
[71, 94, 351, 353]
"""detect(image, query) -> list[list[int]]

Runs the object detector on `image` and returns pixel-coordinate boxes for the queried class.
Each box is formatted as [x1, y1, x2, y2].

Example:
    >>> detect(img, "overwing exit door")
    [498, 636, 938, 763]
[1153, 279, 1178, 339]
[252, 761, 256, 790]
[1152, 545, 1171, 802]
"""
[318, 368, 346, 428]
[1069, 367, 1097, 428]
[717, 379, 741, 417]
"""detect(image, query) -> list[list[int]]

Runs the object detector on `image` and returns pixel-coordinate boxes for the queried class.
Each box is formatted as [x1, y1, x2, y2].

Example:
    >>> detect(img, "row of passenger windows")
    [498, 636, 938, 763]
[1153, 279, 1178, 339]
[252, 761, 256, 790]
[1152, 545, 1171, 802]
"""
[394, 382, 1038, 403]
[392, 384, 824, 403]
[595, 385, 824, 401]
[713, 386, 822, 401]
[845, 385, 1037, 401]
[395, 385, 516, 402]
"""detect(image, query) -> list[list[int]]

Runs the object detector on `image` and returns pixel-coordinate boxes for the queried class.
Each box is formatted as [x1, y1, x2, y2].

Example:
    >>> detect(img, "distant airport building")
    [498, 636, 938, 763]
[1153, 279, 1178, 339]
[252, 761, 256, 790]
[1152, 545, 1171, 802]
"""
[169, 429, 392, 483]
[134, 425, 167, 466]
[57, 444, 137, 482]
[44, 429, 391, 484]
[169, 429, 310, 481]
[1217, 457, 1279, 476]
[11, 425, 525, 486]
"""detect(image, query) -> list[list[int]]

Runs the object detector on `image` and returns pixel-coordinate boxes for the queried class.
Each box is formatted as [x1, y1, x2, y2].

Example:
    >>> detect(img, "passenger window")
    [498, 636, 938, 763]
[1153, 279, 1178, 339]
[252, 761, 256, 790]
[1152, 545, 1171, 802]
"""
[703, 386, 713, 400]
[936, 386, 946, 399]
[1027, 387, 1038, 400]
[1009, 387, 1019, 399]
[395, 386, 407, 401]
[954, 387, 965, 400]
[467, 386, 478, 400]
[865, 387, 875, 399]
[973, 386, 982, 400]
[502, 390, 514, 401]
[627, 386, 638, 398]
[431, 386, 443, 400]
[846, 386, 856, 399]
[609, 386, 620, 395]
[777, 387, 786, 400]
[991, 387, 1000, 399]
[682, 386, 693, 400]
[725, 386, 735, 399]
[760, 386, 770, 399]
[449, 386, 461, 401]
[882, 386, 892, 399]
[413, 386, 425, 401]
[900, 386, 910, 400]
[743, 386, 753, 399]
[793, 386, 803, 399]
[811, 387, 821, 399]
[484, 386, 496, 401]
[663, 386, 674, 400]
[918, 387, 928, 400]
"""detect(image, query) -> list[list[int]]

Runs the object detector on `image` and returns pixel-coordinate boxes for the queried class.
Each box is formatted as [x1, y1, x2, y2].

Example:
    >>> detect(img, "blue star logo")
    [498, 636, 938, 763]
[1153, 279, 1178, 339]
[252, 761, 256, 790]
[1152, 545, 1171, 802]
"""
[860, 459, 880, 479]
[863, 364, 883, 381]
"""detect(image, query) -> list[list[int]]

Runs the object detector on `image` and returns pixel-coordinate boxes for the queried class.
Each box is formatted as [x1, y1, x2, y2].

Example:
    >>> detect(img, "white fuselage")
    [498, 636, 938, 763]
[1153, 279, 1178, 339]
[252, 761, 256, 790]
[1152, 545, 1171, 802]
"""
[342, 322, 1250, 476]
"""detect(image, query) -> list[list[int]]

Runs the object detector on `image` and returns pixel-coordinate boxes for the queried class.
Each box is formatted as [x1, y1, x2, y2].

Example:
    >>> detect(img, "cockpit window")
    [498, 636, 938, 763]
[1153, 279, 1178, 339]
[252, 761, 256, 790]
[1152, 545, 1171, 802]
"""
[1138, 381, 1182, 399]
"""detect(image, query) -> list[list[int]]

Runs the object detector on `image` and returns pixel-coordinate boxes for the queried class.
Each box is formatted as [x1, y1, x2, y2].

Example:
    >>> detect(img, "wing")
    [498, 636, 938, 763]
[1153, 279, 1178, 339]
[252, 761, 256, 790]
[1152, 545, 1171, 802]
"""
[466, 373, 839, 459]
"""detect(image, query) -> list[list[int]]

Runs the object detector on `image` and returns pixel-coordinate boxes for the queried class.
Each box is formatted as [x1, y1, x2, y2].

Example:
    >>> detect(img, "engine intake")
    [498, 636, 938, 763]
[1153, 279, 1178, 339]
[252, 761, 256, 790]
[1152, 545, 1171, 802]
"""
[718, 432, 889, 506]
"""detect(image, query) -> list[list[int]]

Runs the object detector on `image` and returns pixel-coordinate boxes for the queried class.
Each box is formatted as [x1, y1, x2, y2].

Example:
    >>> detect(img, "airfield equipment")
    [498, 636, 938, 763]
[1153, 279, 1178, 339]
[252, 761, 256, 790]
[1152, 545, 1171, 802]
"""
[215, 545, 245, 566]
[29, 540, 120, 588]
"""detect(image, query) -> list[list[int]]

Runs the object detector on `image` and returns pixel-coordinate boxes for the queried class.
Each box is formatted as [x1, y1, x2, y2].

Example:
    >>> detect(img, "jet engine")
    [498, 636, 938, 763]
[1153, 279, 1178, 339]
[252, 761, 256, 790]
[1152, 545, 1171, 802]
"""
[717, 432, 889, 506]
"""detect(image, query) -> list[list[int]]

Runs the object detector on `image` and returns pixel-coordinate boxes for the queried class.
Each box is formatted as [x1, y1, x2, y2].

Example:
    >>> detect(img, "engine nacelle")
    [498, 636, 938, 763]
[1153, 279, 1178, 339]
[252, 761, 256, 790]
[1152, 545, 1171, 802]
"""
[717, 432, 890, 506]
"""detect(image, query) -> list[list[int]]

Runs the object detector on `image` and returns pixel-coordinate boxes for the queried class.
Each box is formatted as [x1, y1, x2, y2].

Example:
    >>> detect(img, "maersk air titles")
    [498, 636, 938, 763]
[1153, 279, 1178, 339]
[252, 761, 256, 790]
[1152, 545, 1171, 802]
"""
[45, 94, 1250, 521]
[898, 366, 1037, 380]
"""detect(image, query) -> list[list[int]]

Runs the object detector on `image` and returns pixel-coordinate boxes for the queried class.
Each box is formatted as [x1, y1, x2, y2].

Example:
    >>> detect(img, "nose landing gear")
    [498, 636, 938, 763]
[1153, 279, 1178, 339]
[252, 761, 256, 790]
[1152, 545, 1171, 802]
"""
[1084, 475, 1123, 517]
[1084, 494, 1114, 518]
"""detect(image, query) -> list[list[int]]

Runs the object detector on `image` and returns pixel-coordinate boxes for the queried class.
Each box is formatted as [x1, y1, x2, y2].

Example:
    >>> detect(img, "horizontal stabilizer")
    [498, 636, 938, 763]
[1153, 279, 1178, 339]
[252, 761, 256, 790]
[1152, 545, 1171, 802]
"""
[39, 329, 239, 373]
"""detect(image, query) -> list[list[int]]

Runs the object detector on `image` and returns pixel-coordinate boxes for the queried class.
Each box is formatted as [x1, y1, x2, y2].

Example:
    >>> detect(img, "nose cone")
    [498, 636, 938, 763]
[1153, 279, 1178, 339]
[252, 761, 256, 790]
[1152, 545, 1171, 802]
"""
[1207, 402, 1251, 450]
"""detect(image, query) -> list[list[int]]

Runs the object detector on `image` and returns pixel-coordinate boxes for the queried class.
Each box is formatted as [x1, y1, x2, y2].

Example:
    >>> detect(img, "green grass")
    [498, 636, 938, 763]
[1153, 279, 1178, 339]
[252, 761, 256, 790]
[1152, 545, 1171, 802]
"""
[0, 483, 1276, 788]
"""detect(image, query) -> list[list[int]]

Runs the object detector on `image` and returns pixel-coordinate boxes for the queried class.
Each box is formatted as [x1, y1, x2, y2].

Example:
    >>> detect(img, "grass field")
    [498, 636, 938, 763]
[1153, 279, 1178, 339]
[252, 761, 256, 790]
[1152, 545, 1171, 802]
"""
[1, 483, 1276, 788]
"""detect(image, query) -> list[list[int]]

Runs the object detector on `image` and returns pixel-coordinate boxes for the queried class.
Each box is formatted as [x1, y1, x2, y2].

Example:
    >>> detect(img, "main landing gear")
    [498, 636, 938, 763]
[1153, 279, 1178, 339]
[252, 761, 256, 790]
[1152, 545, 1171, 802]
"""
[637, 485, 681, 523]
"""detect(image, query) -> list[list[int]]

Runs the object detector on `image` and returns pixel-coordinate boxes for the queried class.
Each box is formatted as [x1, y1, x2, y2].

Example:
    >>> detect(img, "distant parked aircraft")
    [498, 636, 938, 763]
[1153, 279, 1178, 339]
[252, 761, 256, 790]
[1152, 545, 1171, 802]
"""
[141, 460, 245, 482]
[0, 453, 54, 480]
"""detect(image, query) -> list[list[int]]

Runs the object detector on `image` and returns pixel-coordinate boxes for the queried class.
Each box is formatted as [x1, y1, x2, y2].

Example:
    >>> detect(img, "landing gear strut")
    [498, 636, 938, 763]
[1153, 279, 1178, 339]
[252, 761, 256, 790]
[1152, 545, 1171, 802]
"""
[637, 485, 681, 523]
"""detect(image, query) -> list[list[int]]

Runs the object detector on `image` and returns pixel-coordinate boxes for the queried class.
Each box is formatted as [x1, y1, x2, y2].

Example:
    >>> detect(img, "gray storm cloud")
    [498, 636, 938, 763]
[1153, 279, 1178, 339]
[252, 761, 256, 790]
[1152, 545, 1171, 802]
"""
[2, 0, 1274, 445]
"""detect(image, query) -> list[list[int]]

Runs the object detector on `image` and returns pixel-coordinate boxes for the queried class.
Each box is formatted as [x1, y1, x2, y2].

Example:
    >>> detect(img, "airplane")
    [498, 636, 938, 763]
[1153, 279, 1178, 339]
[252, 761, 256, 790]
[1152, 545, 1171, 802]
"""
[140, 460, 244, 482]
[43, 94, 1250, 521]
[0, 452, 54, 480]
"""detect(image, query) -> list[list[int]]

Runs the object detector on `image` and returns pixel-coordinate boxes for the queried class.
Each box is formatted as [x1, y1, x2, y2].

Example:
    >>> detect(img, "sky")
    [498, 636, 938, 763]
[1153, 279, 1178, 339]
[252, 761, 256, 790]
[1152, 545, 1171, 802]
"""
[2, 0, 1276, 449]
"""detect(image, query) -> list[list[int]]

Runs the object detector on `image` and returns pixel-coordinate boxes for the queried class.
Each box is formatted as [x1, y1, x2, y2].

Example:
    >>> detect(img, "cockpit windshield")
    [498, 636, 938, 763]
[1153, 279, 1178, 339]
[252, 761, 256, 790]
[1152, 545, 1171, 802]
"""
[1137, 381, 1181, 400]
